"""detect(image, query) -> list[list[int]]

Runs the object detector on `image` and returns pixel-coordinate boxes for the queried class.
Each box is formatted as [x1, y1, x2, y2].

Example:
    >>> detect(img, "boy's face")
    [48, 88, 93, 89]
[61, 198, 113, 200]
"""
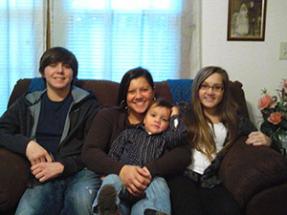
[43, 62, 73, 93]
[143, 105, 171, 134]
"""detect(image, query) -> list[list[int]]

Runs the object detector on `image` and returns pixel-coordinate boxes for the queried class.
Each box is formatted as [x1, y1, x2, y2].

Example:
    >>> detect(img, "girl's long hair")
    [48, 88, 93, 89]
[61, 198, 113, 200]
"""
[184, 66, 239, 160]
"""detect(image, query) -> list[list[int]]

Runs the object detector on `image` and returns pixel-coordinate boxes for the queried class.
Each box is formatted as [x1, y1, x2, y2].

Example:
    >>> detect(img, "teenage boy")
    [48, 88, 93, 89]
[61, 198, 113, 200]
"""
[0, 47, 101, 215]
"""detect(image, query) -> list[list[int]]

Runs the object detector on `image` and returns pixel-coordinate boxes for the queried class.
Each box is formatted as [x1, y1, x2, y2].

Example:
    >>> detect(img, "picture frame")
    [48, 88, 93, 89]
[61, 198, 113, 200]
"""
[227, 0, 267, 41]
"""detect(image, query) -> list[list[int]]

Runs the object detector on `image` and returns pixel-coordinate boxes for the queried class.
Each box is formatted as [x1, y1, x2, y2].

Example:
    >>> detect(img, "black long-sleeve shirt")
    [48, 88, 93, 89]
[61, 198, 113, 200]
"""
[109, 116, 186, 166]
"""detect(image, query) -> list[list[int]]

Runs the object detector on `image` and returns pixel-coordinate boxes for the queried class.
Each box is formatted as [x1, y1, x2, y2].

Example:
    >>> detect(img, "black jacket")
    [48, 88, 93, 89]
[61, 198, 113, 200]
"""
[0, 86, 100, 177]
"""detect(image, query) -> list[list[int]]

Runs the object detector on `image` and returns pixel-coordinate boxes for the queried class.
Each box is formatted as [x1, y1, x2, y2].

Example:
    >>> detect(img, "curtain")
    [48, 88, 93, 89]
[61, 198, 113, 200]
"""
[0, 0, 46, 115]
[188, 0, 202, 76]
[179, 0, 201, 78]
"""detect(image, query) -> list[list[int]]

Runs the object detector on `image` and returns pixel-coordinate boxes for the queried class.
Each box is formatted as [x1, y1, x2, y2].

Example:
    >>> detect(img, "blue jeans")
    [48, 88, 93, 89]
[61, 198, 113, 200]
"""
[93, 174, 171, 215]
[15, 168, 101, 215]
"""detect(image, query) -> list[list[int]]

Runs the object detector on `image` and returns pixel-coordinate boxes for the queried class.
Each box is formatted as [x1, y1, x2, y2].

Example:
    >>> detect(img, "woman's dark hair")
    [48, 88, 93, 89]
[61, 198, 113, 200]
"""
[117, 67, 154, 107]
[39, 47, 78, 79]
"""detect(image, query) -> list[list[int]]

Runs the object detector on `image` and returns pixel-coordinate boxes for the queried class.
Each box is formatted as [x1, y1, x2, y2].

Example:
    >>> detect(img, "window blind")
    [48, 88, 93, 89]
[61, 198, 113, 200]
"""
[50, 0, 183, 81]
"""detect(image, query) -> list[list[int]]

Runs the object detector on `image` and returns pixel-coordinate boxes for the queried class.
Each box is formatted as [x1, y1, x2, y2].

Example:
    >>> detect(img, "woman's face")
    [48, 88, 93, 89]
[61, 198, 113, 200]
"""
[198, 73, 224, 113]
[126, 76, 154, 120]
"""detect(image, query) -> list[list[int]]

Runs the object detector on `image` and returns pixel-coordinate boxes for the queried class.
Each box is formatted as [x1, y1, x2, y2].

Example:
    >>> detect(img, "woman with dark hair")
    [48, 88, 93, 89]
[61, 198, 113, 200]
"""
[167, 66, 271, 215]
[82, 67, 190, 215]
[117, 67, 154, 107]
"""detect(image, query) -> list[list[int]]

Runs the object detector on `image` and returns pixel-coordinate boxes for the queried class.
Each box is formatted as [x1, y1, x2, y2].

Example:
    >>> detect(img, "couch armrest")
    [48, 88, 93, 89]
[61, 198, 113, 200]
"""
[0, 148, 29, 212]
[8, 79, 31, 108]
[219, 136, 287, 209]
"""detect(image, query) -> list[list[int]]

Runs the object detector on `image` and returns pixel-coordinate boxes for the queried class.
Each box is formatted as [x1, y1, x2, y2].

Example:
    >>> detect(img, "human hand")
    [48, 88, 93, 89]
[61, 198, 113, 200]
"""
[26, 140, 53, 165]
[119, 165, 151, 196]
[245, 131, 271, 146]
[142, 166, 151, 175]
[171, 106, 179, 116]
[31, 162, 64, 182]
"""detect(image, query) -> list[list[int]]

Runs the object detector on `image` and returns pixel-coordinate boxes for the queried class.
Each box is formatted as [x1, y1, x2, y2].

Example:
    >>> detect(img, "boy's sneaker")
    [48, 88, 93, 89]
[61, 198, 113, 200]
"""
[144, 208, 168, 215]
[97, 184, 119, 215]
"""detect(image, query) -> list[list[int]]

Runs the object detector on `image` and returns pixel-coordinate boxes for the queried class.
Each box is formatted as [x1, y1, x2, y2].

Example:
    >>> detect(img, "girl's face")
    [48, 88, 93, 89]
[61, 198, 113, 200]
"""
[198, 73, 224, 113]
[126, 76, 154, 121]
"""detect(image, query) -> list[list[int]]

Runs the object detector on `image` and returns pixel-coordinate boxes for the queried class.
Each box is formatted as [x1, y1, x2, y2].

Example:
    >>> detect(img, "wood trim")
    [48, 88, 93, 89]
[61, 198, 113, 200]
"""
[46, 0, 51, 48]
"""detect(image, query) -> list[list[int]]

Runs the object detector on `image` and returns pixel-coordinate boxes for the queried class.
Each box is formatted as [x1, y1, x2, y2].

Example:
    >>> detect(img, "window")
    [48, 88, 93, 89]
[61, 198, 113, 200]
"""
[0, 0, 46, 115]
[51, 0, 183, 81]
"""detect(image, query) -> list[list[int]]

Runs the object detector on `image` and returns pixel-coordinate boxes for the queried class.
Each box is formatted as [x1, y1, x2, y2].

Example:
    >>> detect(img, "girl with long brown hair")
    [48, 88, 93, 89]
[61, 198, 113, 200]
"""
[168, 66, 271, 215]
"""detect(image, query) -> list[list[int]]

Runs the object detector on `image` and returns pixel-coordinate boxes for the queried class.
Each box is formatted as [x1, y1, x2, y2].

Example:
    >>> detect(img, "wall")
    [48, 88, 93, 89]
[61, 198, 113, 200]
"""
[200, 0, 287, 126]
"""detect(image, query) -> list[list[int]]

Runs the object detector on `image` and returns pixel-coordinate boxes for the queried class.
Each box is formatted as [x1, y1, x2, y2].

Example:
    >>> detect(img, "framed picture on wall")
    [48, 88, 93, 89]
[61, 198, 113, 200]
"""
[227, 0, 267, 41]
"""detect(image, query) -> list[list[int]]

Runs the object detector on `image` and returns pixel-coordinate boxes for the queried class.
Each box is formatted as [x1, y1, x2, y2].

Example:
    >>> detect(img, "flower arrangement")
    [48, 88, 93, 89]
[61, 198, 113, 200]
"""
[258, 79, 287, 153]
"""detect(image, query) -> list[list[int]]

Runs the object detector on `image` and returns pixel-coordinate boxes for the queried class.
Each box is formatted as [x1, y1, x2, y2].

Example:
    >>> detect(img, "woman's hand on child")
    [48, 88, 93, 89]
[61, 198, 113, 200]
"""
[119, 165, 151, 196]
[171, 106, 179, 116]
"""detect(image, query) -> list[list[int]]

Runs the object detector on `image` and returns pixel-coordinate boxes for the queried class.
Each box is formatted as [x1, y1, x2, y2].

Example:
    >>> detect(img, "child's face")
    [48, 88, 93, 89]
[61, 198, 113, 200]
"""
[143, 105, 171, 134]
[198, 73, 224, 113]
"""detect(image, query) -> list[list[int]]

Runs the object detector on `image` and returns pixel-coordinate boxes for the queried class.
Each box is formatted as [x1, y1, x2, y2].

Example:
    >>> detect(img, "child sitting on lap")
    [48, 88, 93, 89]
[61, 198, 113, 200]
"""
[93, 98, 186, 215]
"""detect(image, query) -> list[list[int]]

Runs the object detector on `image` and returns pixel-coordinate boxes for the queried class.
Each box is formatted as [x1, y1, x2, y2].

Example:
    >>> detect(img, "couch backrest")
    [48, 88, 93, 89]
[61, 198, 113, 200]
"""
[8, 79, 173, 107]
[7, 78, 249, 118]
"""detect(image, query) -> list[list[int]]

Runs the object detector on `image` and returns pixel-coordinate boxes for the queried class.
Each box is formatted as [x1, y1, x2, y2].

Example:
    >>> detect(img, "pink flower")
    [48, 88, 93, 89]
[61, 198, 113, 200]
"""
[268, 112, 282, 125]
[258, 94, 273, 110]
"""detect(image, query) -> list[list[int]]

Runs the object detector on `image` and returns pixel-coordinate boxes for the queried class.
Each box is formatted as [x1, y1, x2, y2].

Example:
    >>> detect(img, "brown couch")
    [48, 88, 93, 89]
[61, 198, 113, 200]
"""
[1, 78, 287, 215]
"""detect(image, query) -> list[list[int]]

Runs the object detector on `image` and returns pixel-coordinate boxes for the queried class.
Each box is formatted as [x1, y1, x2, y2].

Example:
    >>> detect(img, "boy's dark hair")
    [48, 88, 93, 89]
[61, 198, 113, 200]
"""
[151, 98, 173, 109]
[117, 67, 154, 107]
[39, 47, 78, 79]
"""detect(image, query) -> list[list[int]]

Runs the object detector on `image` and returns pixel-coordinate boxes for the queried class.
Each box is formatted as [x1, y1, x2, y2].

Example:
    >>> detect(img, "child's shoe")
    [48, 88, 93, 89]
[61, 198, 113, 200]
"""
[97, 184, 119, 215]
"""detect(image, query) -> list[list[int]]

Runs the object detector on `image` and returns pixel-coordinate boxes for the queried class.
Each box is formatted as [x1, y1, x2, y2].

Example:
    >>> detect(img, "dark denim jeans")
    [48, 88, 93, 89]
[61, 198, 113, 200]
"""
[15, 168, 101, 215]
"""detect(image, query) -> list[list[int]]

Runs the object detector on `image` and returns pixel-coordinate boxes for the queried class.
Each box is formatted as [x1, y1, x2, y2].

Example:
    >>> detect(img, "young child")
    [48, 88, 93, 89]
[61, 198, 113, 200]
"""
[93, 98, 186, 215]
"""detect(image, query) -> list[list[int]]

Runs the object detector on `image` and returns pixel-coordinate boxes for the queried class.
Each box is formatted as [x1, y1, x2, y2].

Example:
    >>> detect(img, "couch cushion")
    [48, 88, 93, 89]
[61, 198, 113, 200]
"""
[0, 148, 29, 212]
[28, 77, 45, 92]
[246, 183, 287, 215]
[167, 79, 193, 103]
[219, 136, 287, 209]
